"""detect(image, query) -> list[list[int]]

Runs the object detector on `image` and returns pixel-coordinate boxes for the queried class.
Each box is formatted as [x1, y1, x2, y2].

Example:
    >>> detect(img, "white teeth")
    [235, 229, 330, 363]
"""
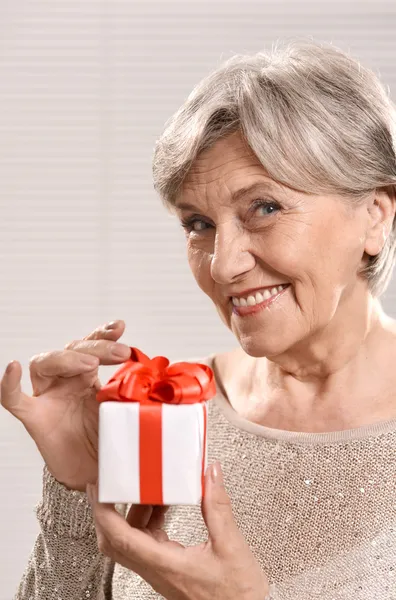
[232, 284, 288, 307]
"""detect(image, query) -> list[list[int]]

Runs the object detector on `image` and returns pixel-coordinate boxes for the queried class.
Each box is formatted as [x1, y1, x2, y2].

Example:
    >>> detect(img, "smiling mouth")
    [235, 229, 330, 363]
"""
[231, 284, 290, 307]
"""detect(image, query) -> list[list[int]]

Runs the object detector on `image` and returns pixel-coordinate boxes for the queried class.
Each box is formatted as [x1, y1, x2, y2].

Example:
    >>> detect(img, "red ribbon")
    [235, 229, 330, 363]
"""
[96, 346, 216, 405]
[97, 347, 216, 504]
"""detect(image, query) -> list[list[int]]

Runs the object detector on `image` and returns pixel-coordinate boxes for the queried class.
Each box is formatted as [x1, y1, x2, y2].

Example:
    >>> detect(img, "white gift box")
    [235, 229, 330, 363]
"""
[98, 401, 208, 505]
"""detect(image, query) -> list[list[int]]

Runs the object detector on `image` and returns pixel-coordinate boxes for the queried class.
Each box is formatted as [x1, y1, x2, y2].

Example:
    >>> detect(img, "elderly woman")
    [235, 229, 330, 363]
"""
[2, 38, 396, 600]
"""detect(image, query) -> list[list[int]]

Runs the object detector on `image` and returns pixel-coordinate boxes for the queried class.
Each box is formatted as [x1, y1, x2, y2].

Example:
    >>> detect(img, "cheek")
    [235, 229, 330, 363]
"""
[268, 224, 335, 274]
[258, 236, 309, 281]
[187, 247, 213, 292]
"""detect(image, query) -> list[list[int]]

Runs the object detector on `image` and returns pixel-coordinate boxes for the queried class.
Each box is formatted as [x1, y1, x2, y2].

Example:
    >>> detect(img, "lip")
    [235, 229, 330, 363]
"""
[231, 283, 290, 316]
[229, 284, 289, 299]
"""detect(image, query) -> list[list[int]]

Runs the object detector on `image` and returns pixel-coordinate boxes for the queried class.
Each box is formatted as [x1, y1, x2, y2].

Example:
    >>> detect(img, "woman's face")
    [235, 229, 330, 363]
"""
[174, 131, 381, 358]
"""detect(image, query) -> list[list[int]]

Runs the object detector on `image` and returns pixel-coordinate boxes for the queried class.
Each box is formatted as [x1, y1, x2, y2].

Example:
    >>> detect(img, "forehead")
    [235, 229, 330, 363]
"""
[177, 132, 283, 207]
[183, 131, 263, 186]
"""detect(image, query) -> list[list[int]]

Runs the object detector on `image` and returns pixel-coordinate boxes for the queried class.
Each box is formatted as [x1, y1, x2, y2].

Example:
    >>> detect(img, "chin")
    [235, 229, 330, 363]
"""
[236, 335, 288, 359]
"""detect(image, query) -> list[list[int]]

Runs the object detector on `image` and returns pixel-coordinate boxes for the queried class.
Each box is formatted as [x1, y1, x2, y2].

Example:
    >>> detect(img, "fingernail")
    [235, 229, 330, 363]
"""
[211, 461, 223, 485]
[105, 321, 119, 331]
[5, 361, 15, 375]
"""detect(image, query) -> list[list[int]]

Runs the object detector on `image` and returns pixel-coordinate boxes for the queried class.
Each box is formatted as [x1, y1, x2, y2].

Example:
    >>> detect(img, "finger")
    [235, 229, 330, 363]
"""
[126, 505, 169, 545]
[0, 361, 31, 419]
[126, 505, 169, 530]
[87, 484, 173, 571]
[63, 339, 131, 366]
[145, 506, 170, 542]
[82, 320, 126, 343]
[78, 320, 127, 391]
[126, 504, 154, 529]
[147, 505, 170, 532]
[30, 350, 100, 379]
[29, 350, 100, 396]
[202, 462, 241, 554]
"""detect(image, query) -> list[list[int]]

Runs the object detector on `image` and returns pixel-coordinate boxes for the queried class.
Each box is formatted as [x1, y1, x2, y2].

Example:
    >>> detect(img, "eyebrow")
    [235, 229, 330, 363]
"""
[174, 181, 279, 211]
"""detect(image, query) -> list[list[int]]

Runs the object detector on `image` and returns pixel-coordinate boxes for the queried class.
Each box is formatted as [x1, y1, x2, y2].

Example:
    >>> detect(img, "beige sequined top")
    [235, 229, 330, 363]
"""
[14, 353, 396, 600]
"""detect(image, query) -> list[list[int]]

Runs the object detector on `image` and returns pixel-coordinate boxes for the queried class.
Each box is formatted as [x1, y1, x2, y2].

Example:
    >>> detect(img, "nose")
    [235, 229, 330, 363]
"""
[210, 226, 256, 284]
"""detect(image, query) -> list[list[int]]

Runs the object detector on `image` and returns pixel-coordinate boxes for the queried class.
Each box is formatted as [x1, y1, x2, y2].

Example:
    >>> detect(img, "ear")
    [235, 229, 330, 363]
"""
[364, 186, 396, 257]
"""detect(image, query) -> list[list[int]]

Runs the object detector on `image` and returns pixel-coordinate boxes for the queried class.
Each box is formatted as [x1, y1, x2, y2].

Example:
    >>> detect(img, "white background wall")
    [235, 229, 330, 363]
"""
[1, 0, 396, 596]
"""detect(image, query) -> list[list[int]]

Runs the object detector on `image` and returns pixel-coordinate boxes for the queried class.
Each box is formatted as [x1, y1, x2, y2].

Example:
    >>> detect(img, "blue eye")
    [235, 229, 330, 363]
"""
[251, 199, 281, 216]
[180, 217, 210, 233]
[179, 199, 280, 233]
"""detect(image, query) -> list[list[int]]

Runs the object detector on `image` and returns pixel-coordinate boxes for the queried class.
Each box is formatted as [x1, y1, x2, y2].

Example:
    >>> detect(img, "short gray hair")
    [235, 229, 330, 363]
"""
[152, 37, 396, 297]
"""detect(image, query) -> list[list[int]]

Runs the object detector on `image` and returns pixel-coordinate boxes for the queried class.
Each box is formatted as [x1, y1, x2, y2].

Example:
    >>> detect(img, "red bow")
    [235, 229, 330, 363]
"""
[96, 346, 216, 405]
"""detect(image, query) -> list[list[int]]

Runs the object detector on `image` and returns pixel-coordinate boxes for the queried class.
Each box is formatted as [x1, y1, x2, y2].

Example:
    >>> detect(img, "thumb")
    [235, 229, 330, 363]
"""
[0, 361, 30, 419]
[201, 461, 239, 551]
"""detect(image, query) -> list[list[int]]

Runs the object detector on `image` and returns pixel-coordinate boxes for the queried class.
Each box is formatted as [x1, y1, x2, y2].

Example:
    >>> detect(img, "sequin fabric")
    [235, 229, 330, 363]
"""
[14, 354, 396, 600]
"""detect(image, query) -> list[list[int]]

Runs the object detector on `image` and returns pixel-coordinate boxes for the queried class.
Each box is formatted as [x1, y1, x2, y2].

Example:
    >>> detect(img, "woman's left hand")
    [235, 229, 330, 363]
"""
[86, 461, 270, 600]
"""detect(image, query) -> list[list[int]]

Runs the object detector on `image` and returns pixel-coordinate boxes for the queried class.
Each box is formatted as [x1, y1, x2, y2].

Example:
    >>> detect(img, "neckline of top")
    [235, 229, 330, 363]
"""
[203, 352, 396, 445]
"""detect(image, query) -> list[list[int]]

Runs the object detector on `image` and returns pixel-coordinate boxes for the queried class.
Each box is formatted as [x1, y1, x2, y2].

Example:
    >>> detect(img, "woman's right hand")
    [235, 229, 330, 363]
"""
[0, 320, 131, 492]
